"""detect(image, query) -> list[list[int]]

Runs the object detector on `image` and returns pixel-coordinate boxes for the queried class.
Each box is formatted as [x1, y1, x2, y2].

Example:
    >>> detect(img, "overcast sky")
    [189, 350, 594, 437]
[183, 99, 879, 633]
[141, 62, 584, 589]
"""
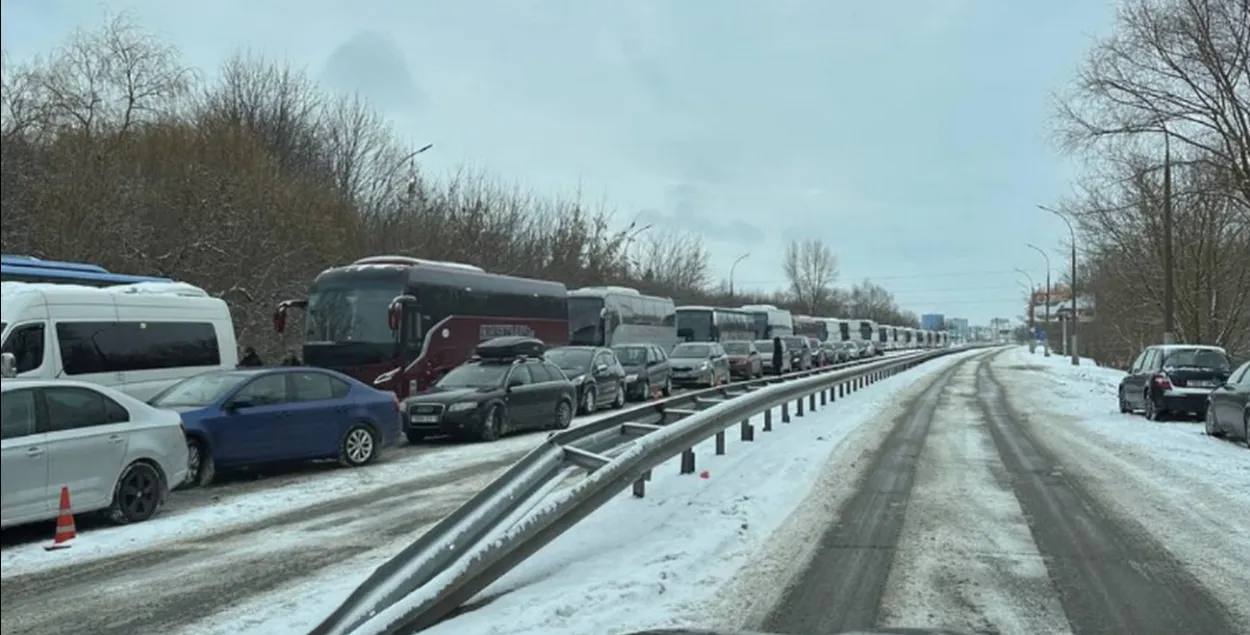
[1, 0, 1118, 324]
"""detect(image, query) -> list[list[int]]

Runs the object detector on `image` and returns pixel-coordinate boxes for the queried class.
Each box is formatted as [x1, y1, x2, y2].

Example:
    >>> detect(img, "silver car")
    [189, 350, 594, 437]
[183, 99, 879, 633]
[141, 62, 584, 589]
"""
[1, 377, 188, 528]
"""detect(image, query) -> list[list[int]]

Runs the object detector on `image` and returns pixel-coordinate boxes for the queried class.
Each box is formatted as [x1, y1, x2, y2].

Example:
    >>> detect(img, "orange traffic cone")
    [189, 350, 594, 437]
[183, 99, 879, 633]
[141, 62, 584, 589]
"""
[45, 486, 76, 551]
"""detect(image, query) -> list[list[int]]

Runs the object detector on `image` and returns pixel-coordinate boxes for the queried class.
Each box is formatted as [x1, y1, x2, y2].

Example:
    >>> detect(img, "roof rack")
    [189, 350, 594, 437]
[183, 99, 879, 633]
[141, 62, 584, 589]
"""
[473, 336, 546, 361]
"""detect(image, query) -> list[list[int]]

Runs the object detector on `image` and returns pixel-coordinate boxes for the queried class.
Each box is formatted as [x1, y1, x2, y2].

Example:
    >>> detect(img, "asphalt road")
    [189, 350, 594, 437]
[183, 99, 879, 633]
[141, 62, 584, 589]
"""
[757, 348, 1243, 635]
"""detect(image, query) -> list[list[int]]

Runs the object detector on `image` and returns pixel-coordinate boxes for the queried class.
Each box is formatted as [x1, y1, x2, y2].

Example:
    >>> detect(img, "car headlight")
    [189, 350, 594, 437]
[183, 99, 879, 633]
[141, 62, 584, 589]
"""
[625, 374, 638, 383]
[447, 402, 478, 413]
[699, 362, 710, 371]
[571, 374, 586, 384]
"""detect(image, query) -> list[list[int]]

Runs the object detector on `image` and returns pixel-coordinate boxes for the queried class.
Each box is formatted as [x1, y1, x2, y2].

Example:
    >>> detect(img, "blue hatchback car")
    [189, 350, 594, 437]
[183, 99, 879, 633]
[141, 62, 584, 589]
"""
[148, 367, 402, 487]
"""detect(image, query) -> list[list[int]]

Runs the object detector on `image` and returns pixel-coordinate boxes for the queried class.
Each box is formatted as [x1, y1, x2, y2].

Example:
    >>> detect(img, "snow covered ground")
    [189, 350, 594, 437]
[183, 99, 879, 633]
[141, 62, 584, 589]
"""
[990, 346, 1250, 627]
[174, 347, 987, 635]
[0, 406, 629, 578]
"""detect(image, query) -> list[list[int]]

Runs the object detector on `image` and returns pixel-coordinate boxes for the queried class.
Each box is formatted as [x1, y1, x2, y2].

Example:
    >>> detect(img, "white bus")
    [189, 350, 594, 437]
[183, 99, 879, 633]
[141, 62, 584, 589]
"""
[824, 318, 852, 343]
[674, 306, 756, 343]
[740, 304, 794, 339]
[568, 286, 677, 350]
[849, 318, 877, 344]
[877, 325, 897, 351]
[1, 281, 239, 400]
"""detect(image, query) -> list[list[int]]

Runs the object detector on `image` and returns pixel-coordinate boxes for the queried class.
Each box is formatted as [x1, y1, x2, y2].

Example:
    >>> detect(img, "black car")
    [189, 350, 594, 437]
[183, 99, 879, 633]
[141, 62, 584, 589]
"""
[546, 346, 628, 415]
[400, 337, 576, 442]
[611, 343, 673, 401]
[1205, 360, 1249, 447]
[1118, 344, 1233, 421]
[781, 336, 813, 371]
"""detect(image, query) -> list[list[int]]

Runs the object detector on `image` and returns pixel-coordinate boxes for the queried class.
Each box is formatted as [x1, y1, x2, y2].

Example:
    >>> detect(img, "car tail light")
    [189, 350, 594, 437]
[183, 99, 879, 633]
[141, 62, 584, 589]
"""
[1153, 372, 1173, 390]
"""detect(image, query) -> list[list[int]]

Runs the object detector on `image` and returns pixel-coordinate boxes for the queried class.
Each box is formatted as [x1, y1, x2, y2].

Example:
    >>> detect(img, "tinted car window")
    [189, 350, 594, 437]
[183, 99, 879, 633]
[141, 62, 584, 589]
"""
[1, 389, 38, 440]
[44, 386, 129, 432]
[1162, 348, 1230, 370]
[541, 362, 568, 381]
[1, 323, 46, 373]
[508, 365, 535, 385]
[291, 372, 336, 402]
[55, 321, 221, 375]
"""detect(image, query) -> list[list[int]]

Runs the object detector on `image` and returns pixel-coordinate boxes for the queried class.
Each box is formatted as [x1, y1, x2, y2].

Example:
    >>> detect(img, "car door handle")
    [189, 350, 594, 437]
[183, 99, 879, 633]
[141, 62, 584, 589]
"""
[107, 434, 125, 444]
[26, 446, 45, 457]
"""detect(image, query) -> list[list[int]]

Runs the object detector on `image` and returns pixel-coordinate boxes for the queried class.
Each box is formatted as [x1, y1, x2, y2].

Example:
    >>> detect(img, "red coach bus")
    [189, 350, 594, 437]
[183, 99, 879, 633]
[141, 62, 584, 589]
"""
[273, 256, 568, 399]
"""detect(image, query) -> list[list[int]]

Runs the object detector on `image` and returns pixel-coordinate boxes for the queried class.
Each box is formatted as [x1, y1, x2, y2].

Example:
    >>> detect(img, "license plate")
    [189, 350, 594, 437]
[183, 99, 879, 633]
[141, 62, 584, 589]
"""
[412, 415, 440, 423]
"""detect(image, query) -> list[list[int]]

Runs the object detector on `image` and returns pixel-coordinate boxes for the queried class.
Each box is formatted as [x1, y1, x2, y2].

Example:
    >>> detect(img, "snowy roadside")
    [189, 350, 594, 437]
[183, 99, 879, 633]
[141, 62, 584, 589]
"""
[1, 408, 627, 579]
[174, 348, 987, 635]
[990, 347, 1250, 627]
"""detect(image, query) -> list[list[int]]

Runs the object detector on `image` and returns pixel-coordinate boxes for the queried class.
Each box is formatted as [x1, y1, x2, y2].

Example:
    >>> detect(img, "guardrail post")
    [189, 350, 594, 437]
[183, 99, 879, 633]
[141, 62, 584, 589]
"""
[837, 383, 844, 398]
[809, 392, 817, 411]
[764, 408, 773, 431]
[820, 389, 827, 406]
[680, 449, 696, 474]
[632, 469, 652, 498]
[782, 401, 791, 423]
[740, 418, 754, 441]
[796, 395, 805, 417]
[715, 430, 726, 455]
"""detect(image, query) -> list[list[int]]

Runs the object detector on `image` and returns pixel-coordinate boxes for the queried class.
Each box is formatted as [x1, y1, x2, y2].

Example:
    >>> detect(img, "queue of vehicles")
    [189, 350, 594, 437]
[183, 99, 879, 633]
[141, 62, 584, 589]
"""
[0, 254, 952, 530]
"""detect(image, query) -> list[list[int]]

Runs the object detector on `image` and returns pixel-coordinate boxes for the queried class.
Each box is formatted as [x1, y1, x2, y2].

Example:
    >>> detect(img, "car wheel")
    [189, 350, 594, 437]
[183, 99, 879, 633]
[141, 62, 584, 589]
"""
[639, 379, 651, 401]
[107, 461, 165, 525]
[1204, 407, 1223, 437]
[662, 377, 673, 396]
[579, 387, 597, 415]
[181, 437, 215, 489]
[1144, 392, 1162, 421]
[1117, 387, 1130, 414]
[480, 404, 505, 441]
[554, 400, 573, 429]
[612, 382, 626, 408]
[339, 423, 381, 467]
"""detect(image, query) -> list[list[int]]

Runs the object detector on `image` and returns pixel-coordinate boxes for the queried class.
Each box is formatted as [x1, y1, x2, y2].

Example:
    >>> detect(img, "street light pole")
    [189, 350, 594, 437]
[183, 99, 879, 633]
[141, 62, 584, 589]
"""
[1037, 204, 1079, 365]
[1026, 243, 1052, 357]
[1161, 131, 1176, 344]
[729, 253, 749, 300]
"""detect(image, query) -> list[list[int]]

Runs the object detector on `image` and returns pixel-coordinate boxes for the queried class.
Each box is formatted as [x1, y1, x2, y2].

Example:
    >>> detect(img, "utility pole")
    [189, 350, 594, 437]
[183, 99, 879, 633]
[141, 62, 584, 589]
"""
[1027, 243, 1052, 357]
[1162, 132, 1176, 344]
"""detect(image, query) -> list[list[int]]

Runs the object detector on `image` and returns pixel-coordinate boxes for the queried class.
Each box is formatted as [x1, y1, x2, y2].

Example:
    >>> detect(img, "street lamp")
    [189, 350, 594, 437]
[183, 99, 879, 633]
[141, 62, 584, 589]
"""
[1026, 243, 1052, 357]
[1160, 129, 1176, 345]
[1036, 204, 1080, 366]
[728, 253, 749, 300]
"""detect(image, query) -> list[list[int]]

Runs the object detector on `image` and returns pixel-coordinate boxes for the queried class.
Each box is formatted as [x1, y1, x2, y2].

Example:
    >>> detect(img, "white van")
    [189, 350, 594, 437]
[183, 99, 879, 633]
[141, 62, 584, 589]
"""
[0, 282, 238, 400]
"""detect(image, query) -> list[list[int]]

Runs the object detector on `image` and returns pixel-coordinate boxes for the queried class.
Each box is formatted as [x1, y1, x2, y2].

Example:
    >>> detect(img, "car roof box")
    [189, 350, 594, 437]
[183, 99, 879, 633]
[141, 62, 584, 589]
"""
[475, 336, 546, 360]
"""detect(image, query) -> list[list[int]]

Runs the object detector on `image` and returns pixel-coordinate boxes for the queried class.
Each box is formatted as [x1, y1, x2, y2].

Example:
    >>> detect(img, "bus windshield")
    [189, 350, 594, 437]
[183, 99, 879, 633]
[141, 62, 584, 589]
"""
[859, 323, 874, 340]
[305, 278, 402, 344]
[675, 310, 712, 341]
[568, 296, 605, 345]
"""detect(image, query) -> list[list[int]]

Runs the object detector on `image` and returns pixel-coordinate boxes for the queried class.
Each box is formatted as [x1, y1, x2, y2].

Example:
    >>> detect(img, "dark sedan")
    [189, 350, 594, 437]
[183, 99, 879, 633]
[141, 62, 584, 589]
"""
[149, 367, 402, 487]
[546, 346, 628, 415]
[612, 343, 673, 401]
[401, 351, 576, 442]
[723, 340, 763, 379]
[1119, 344, 1232, 421]
[1205, 360, 1249, 447]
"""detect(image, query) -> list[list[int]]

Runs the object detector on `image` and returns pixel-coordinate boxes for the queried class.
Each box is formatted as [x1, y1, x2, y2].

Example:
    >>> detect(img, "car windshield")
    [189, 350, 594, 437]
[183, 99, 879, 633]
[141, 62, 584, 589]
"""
[782, 337, 805, 349]
[755, 340, 776, 351]
[304, 275, 403, 344]
[150, 371, 251, 407]
[612, 347, 648, 365]
[1163, 348, 1230, 371]
[723, 342, 751, 355]
[545, 348, 594, 372]
[671, 343, 710, 358]
[437, 364, 508, 389]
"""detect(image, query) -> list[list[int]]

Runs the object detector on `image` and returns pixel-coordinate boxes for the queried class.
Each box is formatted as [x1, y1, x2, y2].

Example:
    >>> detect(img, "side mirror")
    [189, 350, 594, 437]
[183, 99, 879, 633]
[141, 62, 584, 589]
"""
[387, 294, 418, 332]
[224, 399, 253, 412]
[0, 352, 16, 378]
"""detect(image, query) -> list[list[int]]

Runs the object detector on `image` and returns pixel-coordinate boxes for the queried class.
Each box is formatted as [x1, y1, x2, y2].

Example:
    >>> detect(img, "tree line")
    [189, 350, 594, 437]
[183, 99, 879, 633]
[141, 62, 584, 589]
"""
[0, 13, 920, 359]
[1053, 0, 1248, 365]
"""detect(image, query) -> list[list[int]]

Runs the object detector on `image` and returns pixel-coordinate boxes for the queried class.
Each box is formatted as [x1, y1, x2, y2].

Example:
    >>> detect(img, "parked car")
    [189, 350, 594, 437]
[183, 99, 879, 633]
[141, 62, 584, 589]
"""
[781, 336, 814, 371]
[828, 342, 852, 363]
[1204, 360, 1249, 447]
[2, 375, 188, 528]
[149, 366, 401, 486]
[723, 340, 764, 380]
[808, 337, 829, 366]
[1118, 344, 1233, 421]
[612, 343, 673, 401]
[668, 342, 731, 387]
[546, 346, 628, 415]
[756, 339, 792, 375]
[401, 338, 576, 442]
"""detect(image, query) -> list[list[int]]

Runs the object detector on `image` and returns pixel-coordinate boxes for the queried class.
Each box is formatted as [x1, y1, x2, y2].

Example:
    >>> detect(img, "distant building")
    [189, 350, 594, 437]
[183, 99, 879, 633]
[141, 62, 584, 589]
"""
[920, 313, 945, 331]
[947, 317, 969, 337]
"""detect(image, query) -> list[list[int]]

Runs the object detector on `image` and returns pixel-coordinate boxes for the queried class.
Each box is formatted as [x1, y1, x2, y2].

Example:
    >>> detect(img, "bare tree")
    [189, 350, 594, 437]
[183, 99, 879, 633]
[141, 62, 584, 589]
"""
[632, 232, 712, 291]
[782, 238, 839, 314]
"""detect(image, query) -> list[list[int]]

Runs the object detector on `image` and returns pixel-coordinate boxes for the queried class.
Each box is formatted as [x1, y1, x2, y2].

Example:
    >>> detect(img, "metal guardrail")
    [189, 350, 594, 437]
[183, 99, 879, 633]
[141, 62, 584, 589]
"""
[312, 347, 973, 635]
